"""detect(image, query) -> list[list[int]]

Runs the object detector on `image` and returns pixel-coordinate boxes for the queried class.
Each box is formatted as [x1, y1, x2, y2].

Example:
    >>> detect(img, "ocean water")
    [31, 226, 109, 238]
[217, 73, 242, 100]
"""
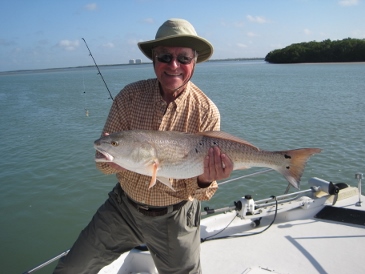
[0, 61, 364, 273]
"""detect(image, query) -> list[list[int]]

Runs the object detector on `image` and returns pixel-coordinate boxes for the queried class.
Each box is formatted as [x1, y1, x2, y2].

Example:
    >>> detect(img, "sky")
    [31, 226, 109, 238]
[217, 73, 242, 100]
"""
[0, 0, 364, 72]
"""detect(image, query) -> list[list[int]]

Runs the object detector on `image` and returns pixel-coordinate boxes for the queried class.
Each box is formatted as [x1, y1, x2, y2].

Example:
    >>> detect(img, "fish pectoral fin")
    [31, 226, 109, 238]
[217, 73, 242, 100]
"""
[157, 177, 176, 191]
[148, 162, 159, 189]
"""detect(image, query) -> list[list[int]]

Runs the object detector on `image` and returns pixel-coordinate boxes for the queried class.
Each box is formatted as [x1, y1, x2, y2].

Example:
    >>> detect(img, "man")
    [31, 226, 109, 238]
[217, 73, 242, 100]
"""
[54, 18, 233, 274]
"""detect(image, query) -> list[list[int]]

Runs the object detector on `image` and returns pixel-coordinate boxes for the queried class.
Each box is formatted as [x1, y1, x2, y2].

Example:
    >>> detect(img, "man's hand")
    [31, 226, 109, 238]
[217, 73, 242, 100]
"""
[197, 146, 233, 187]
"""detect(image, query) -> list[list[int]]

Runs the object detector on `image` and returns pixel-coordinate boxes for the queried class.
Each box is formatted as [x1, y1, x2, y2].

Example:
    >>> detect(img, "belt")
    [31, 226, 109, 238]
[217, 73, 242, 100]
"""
[126, 195, 187, 217]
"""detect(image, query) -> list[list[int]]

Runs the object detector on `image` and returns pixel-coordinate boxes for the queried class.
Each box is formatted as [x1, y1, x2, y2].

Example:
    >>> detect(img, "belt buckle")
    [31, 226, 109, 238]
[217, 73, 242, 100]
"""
[137, 204, 149, 211]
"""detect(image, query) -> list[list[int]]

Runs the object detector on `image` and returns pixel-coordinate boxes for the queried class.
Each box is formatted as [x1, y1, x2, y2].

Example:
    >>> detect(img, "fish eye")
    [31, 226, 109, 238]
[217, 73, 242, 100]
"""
[111, 141, 119, 147]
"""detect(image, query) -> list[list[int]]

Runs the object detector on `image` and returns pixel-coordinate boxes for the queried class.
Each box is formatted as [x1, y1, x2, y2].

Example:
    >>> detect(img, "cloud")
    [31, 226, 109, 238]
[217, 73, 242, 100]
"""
[351, 29, 365, 38]
[270, 43, 284, 50]
[0, 39, 16, 47]
[102, 42, 115, 48]
[218, 20, 245, 29]
[247, 32, 259, 37]
[338, 0, 359, 6]
[37, 39, 49, 46]
[84, 3, 98, 11]
[128, 39, 139, 45]
[57, 40, 80, 51]
[237, 43, 248, 48]
[234, 21, 245, 28]
[304, 28, 312, 35]
[247, 15, 267, 24]
[143, 18, 155, 24]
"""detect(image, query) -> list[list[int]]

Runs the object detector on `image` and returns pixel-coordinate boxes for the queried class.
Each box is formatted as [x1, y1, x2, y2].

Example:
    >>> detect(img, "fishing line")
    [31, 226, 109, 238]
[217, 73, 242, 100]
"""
[218, 169, 273, 186]
[82, 38, 114, 101]
[81, 66, 89, 116]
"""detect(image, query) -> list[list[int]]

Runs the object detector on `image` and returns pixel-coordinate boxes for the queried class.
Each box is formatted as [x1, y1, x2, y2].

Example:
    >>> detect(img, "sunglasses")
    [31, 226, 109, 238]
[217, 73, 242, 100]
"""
[155, 53, 195, 65]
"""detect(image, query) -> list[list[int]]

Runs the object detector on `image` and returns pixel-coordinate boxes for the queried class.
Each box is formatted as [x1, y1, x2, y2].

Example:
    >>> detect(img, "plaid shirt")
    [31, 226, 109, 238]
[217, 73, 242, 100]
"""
[96, 78, 220, 206]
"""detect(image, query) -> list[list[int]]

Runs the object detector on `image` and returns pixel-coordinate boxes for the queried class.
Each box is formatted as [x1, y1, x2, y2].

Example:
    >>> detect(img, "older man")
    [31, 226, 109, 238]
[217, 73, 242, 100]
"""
[54, 18, 233, 274]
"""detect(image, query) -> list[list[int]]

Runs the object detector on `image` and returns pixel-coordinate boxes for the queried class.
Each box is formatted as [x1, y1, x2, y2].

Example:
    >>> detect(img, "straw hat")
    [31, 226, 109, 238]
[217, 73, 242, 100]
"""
[138, 18, 213, 63]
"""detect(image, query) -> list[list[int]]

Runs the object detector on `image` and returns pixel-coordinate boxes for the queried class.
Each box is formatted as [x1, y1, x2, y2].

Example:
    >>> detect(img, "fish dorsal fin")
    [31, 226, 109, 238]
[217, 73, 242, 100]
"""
[197, 131, 260, 151]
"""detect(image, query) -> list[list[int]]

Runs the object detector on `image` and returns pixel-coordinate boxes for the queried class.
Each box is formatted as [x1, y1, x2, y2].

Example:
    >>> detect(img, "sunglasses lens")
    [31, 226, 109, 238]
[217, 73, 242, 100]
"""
[177, 56, 192, 64]
[156, 54, 194, 64]
[157, 54, 173, 63]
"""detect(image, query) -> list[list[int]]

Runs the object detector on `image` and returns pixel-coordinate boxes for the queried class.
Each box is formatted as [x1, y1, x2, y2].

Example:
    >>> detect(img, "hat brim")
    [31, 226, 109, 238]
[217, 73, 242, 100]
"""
[138, 35, 213, 63]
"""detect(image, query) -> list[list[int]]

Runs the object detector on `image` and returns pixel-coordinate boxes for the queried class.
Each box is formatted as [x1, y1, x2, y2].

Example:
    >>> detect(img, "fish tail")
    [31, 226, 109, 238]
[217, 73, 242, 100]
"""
[275, 148, 322, 189]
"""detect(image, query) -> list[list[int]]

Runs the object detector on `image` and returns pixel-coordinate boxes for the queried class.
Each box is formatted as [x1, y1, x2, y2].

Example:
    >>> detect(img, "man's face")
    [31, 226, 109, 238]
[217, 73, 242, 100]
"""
[153, 46, 196, 95]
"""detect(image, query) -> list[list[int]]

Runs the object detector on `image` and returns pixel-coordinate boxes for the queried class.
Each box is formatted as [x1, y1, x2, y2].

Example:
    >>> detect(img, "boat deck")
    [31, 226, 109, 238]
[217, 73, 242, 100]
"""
[201, 194, 364, 273]
[98, 181, 365, 274]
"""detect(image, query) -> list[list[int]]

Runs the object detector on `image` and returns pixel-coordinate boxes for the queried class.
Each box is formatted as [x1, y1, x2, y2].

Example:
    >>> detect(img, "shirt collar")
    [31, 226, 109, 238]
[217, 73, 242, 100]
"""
[152, 79, 191, 111]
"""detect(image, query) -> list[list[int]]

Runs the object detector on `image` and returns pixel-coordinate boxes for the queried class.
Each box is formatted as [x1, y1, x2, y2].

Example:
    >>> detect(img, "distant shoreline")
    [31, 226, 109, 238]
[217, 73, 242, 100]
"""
[0, 58, 265, 75]
[3, 58, 364, 75]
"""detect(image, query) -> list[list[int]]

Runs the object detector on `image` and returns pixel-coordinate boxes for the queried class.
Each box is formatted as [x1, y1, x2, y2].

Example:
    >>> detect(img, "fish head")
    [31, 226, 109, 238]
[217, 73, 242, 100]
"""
[94, 131, 158, 174]
[94, 134, 118, 162]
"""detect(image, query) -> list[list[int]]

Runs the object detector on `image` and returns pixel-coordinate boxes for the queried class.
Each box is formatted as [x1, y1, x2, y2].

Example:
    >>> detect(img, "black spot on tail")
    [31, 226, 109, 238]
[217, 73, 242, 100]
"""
[286, 166, 290, 169]
[284, 154, 291, 159]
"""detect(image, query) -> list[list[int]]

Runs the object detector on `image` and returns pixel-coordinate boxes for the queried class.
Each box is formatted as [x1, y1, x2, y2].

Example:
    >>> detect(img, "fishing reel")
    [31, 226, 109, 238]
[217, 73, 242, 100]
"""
[234, 195, 263, 228]
[235, 195, 256, 218]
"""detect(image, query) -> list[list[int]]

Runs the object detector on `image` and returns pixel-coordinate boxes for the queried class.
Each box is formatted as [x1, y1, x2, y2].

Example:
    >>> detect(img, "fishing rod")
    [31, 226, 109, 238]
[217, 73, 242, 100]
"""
[22, 250, 69, 274]
[82, 38, 114, 101]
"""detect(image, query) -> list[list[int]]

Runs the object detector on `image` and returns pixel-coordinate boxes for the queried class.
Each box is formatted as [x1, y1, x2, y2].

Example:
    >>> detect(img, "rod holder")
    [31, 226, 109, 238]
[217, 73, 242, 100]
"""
[355, 172, 363, 207]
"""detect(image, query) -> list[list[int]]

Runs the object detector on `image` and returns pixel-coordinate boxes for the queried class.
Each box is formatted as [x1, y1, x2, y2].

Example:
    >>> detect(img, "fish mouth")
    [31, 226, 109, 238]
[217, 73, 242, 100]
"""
[94, 149, 114, 162]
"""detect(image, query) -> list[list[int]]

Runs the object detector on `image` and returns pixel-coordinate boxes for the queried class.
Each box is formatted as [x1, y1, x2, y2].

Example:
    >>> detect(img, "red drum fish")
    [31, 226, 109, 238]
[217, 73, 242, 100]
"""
[94, 130, 321, 190]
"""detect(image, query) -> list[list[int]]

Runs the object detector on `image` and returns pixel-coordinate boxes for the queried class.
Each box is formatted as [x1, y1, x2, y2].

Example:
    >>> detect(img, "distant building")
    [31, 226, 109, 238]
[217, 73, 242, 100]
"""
[135, 59, 142, 64]
[129, 59, 135, 64]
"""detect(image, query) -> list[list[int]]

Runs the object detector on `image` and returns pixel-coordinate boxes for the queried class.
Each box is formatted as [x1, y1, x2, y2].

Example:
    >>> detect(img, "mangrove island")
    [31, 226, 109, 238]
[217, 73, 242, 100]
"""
[265, 38, 365, 63]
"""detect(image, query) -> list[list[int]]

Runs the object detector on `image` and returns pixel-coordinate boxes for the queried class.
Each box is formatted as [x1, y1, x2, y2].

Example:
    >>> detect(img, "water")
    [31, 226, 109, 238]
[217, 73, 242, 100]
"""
[0, 61, 364, 273]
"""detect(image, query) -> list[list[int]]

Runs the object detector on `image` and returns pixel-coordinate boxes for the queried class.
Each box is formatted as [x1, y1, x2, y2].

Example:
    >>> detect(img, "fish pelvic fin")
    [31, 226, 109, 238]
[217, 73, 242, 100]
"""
[276, 148, 322, 189]
[147, 161, 175, 191]
[148, 162, 159, 189]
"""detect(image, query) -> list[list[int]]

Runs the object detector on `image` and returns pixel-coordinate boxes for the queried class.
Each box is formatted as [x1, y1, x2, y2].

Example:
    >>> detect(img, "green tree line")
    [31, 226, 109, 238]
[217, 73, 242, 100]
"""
[265, 38, 365, 63]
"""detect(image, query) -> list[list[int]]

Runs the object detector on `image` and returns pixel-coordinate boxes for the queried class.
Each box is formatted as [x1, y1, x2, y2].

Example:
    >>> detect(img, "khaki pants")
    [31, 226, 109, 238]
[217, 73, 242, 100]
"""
[54, 183, 202, 274]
